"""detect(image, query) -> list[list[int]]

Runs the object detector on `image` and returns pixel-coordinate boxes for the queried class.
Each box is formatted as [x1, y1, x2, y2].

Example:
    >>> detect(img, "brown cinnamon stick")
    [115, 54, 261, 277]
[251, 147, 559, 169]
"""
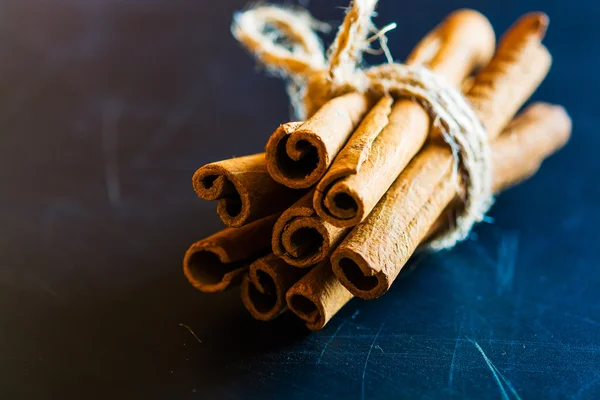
[426, 103, 572, 238]
[183, 214, 278, 292]
[265, 93, 373, 189]
[292, 102, 571, 327]
[271, 10, 496, 266]
[331, 13, 553, 299]
[272, 190, 349, 267]
[193, 151, 304, 227]
[314, 9, 496, 227]
[286, 261, 353, 330]
[241, 253, 309, 321]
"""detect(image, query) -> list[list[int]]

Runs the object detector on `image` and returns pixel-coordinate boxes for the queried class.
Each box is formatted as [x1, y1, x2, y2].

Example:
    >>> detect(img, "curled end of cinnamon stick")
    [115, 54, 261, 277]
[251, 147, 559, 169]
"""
[467, 10, 553, 140]
[193, 165, 249, 227]
[272, 192, 337, 267]
[330, 249, 389, 300]
[316, 180, 365, 227]
[266, 94, 372, 189]
[520, 12, 549, 39]
[279, 218, 330, 267]
[287, 292, 324, 331]
[183, 242, 247, 293]
[518, 102, 571, 141]
[273, 192, 350, 267]
[286, 261, 354, 330]
[241, 254, 308, 321]
[312, 96, 396, 228]
[497, 12, 549, 54]
[193, 154, 303, 227]
[266, 122, 329, 189]
[407, 9, 496, 76]
[490, 102, 572, 191]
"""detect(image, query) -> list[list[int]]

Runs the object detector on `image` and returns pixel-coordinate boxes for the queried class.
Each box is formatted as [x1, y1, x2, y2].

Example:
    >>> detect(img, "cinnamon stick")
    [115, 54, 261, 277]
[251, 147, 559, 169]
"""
[286, 261, 354, 330]
[272, 190, 349, 267]
[314, 9, 496, 227]
[271, 10, 495, 266]
[183, 214, 278, 292]
[193, 151, 304, 227]
[293, 102, 571, 327]
[241, 253, 309, 321]
[331, 13, 553, 299]
[265, 93, 373, 189]
[426, 103, 571, 239]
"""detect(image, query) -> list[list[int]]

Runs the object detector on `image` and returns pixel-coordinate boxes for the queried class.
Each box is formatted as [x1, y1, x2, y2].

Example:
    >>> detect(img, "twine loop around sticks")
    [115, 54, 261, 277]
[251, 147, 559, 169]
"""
[231, 0, 494, 249]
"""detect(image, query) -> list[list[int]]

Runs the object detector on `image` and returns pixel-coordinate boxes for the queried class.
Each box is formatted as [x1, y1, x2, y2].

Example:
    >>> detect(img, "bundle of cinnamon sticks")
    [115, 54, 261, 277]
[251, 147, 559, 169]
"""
[184, 7, 571, 330]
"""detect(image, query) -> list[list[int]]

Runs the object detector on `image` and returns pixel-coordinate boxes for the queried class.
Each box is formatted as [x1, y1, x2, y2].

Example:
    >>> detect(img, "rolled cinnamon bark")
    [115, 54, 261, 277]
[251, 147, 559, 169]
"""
[314, 9, 496, 228]
[286, 261, 353, 331]
[331, 13, 553, 299]
[422, 104, 571, 240]
[183, 214, 278, 293]
[193, 151, 304, 227]
[292, 102, 571, 327]
[241, 254, 309, 321]
[271, 10, 496, 266]
[272, 190, 349, 267]
[265, 93, 372, 189]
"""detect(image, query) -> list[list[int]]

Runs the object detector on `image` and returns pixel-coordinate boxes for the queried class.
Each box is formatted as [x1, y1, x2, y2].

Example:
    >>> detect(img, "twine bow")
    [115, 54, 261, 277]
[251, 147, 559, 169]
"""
[231, 0, 494, 249]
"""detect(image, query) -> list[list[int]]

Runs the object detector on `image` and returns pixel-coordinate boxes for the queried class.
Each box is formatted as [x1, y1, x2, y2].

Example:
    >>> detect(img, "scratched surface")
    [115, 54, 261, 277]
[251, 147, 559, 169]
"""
[0, 0, 598, 399]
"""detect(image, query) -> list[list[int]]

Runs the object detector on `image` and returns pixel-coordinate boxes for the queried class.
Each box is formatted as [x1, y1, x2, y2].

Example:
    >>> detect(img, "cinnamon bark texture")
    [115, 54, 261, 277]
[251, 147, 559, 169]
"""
[241, 254, 309, 321]
[298, 103, 570, 326]
[286, 261, 354, 331]
[265, 92, 373, 189]
[272, 190, 349, 267]
[332, 101, 571, 301]
[331, 13, 552, 299]
[193, 151, 304, 227]
[424, 104, 571, 239]
[183, 214, 278, 293]
[314, 9, 496, 228]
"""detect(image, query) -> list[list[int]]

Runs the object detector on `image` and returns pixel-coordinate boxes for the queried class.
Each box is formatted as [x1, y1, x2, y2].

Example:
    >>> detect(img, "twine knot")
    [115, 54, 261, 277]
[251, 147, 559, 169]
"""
[231, 0, 494, 249]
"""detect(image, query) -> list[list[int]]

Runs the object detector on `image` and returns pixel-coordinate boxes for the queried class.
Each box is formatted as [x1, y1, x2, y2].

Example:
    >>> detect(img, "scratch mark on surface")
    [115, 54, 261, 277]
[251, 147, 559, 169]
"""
[235, 364, 335, 399]
[361, 320, 386, 400]
[535, 319, 561, 345]
[574, 374, 600, 399]
[132, 83, 202, 167]
[102, 102, 123, 206]
[496, 233, 519, 295]
[448, 313, 465, 390]
[179, 323, 202, 343]
[41, 203, 60, 249]
[565, 312, 600, 328]
[316, 320, 347, 364]
[469, 338, 521, 400]
[374, 345, 384, 354]
[31, 275, 59, 298]
[468, 239, 496, 266]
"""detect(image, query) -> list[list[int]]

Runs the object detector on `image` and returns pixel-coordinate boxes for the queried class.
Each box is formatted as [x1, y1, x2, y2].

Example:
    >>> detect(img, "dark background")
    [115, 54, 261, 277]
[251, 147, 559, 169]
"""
[0, 0, 598, 399]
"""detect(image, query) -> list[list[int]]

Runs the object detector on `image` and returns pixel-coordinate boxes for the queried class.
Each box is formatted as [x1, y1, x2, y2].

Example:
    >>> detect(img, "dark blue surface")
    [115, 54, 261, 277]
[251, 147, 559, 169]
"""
[0, 0, 598, 399]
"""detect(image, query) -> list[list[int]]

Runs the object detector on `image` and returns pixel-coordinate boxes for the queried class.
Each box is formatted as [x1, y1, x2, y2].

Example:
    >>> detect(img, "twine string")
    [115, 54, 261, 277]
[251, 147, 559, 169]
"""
[231, 0, 494, 249]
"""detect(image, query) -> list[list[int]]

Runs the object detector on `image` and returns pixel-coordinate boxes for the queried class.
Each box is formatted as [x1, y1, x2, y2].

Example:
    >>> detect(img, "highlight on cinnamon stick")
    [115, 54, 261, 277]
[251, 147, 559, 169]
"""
[183, 214, 278, 293]
[193, 151, 304, 227]
[332, 101, 571, 300]
[330, 12, 555, 299]
[313, 9, 496, 228]
[265, 93, 373, 189]
[272, 190, 349, 267]
[241, 253, 309, 321]
[286, 261, 354, 331]
[295, 103, 570, 327]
